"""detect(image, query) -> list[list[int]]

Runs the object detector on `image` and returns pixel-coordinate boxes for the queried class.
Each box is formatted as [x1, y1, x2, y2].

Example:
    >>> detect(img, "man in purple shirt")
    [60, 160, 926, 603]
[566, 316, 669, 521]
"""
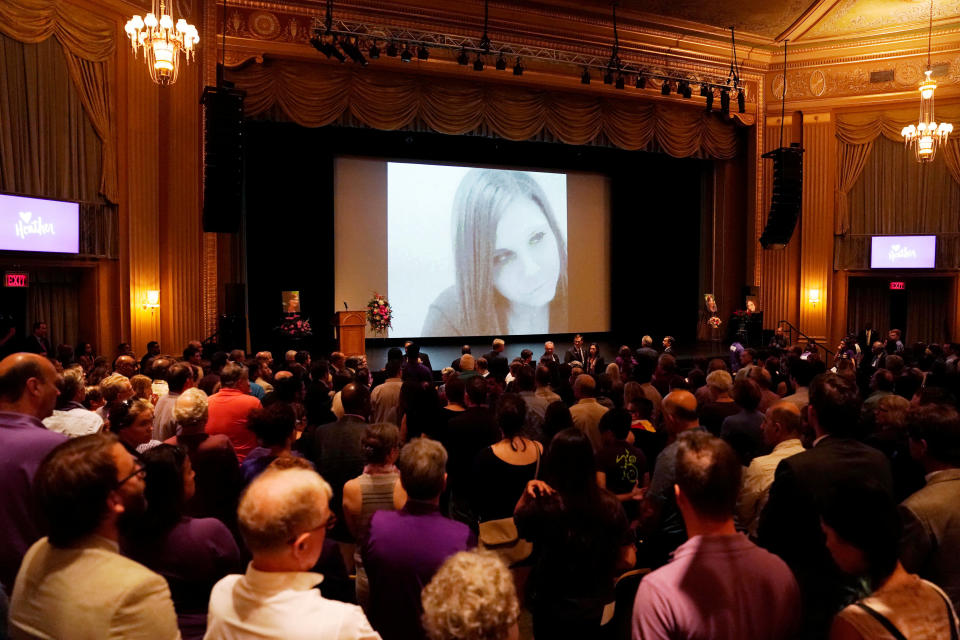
[363, 438, 475, 640]
[401, 343, 433, 384]
[0, 353, 66, 591]
[632, 431, 800, 640]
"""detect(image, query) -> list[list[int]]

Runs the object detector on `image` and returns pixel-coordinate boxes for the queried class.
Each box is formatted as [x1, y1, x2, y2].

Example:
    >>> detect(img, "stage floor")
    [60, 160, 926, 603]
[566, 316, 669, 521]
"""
[364, 339, 731, 372]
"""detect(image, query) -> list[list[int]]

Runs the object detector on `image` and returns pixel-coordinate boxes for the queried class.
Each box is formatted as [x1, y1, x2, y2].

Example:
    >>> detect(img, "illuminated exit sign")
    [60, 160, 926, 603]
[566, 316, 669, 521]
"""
[889, 281, 906, 290]
[4, 272, 28, 288]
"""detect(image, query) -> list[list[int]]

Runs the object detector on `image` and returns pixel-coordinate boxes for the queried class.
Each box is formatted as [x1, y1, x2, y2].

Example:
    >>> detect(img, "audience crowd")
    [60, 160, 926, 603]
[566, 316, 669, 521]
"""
[1, 328, 960, 639]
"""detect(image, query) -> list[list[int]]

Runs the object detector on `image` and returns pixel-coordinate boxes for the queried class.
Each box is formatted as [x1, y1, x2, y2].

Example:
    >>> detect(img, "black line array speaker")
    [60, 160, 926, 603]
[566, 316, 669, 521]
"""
[759, 144, 804, 250]
[202, 86, 246, 233]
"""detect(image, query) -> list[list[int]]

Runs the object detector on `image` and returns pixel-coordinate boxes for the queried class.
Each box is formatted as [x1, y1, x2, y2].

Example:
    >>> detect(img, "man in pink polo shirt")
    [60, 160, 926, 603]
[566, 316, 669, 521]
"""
[205, 362, 261, 461]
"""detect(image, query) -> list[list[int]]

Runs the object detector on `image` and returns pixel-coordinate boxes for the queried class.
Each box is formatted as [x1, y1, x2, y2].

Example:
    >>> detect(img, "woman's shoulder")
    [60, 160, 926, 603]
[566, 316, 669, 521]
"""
[422, 286, 463, 336]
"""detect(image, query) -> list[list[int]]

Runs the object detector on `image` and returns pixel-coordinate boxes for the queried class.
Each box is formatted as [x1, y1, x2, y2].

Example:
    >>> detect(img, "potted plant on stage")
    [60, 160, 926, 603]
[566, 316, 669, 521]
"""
[366, 293, 393, 336]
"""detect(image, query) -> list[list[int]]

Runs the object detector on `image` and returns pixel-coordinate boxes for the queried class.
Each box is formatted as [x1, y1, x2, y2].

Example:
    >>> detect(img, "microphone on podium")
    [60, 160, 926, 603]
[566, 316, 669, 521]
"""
[343, 301, 348, 311]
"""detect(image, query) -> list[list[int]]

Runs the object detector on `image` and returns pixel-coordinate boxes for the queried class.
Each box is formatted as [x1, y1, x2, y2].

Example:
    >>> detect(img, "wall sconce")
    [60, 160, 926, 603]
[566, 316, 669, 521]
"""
[142, 289, 160, 311]
[807, 288, 821, 306]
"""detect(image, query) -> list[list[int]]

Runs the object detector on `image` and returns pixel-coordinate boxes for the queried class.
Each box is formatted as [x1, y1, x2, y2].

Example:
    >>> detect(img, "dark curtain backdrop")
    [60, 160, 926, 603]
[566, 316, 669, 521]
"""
[905, 279, 951, 345]
[846, 278, 891, 339]
[27, 269, 80, 350]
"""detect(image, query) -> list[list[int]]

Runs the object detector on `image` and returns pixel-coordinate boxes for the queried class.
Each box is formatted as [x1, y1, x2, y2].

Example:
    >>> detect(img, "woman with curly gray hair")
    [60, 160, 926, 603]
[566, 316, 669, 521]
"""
[421, 550, 519, 640]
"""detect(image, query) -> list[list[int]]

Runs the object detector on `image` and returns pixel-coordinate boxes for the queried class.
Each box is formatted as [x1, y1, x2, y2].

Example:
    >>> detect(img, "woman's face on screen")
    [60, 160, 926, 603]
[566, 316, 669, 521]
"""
[492, 198, 561, 307]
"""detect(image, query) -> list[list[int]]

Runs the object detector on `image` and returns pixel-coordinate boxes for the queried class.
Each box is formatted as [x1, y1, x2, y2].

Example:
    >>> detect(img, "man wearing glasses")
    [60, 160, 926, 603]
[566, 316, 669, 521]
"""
[8, 433, 180, 639]
[205, 466, 380, 639]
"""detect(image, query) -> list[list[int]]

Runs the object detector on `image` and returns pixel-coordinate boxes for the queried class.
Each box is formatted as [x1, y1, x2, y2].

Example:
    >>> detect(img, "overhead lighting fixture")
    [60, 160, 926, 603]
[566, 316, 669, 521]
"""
[635, 74, 646, 89]
[677, 80, 688, 97]
[386, 41, 398, 57]
[417, 45, 429, 60]
[495, 53, 507, 70]
[661, 80, 671, 95]
[124, 0, 198, 86]
[902, 0, 953, 163]
[700, 84, 709, 97]
[368, 42, 380, 59]
[340, 36, 367, 65]
[513, 57, 523, 76]
[457, 48, 469, 65]
[737, 89, 746, 113]
[705, 90, 714, 111]
[581, 68, 591, 85]
[603, 68, 614, 85]
[309, 33, 345, 62]
[473, 55, 484, 71]
[616, 74, 625, 90]
[720, 89, 730, 114]
[400, 45, 413, 62]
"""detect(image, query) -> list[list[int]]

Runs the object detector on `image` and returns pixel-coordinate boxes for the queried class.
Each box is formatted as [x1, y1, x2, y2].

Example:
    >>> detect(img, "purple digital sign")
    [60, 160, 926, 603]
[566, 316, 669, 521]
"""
[870, 235, 936, 269]
[0, 193, 79, 254]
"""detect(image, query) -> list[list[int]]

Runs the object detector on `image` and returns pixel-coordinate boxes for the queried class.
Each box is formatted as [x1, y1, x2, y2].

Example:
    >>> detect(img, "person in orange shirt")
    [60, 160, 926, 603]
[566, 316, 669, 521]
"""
[205, 362, 261, 461]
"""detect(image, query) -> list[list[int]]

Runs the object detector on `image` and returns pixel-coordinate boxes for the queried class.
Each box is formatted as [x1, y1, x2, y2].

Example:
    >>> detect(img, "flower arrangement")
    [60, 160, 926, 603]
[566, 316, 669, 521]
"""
[278, 313, 312, 338]
[732, 309, 754, 320]
[367, 293, 393, 334]
[708, 316, 723, 329]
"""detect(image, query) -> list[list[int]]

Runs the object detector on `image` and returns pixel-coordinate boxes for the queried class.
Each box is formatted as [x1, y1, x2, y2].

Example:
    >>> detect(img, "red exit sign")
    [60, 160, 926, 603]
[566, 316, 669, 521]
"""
[4, 272, 28, 288]
[890, 281, 906, 290]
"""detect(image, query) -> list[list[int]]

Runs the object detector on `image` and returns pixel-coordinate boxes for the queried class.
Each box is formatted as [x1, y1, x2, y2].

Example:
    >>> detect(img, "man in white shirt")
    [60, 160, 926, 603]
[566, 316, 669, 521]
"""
[206, 466, 380, 640]
[43, 367, 103, 438]
[736, 401, 805, 538]
[152, 362, 193, 441]
[569, 374, 609, 451]
[371, 359, 403, 425]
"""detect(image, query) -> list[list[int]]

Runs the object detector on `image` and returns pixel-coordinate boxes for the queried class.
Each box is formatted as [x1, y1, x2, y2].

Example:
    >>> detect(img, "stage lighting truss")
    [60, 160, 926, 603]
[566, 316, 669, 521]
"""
[307, 16, 748, 113]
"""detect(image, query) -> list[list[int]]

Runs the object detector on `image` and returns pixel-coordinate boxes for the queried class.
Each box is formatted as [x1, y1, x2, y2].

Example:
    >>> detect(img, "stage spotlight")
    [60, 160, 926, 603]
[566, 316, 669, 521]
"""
[720, 88, 730, 114]
[661, 80, 671, 95]
[513, 57, 523, 76]
[457, 48, 469, 65]
[581, 68, 591, 84]
[635, 74, 646, 89]
[705, 90, 714, 111]
[496, 53, 507, 70]
[616, 74, 625, 89]
[417, 45, 429, 60]
[340, 36, 367, 65]
[368, 42, 380, 59]
[473, 55, 484, 71]
[386, 42, 398, 57]
[400, 45, 413, 62]
[700, 83, 709, 97]
[682, 82, 692, 99]
[310, 33, 346, 62]
[603, 68, 614, 85]
[737, 89, 746, 113]
[677, 80, 688, 97]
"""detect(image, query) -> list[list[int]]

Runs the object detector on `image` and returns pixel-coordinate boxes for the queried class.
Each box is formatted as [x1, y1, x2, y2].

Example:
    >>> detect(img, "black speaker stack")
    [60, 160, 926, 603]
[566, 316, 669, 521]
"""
[759, 143, 804, 250]
[201, 86, 246, 233]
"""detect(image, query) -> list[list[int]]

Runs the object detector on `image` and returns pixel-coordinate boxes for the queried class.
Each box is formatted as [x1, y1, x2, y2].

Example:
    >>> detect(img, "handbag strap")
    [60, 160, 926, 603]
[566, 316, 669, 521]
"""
[854, 602, 908, 640]
[533, 441, 541, 479]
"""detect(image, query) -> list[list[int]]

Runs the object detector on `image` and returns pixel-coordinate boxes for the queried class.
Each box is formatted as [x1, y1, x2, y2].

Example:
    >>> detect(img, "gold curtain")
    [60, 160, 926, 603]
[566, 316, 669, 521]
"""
[0, 33, 102, 201]
[226, 60, 747, 159]
[834, 141, 873, 235]
[0, 0, 118, 202]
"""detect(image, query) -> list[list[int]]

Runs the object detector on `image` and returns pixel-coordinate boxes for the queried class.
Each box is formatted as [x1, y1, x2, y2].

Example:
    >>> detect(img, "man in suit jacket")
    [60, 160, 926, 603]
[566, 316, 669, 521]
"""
[636, 335, 659, 362]
[900, 403, 960, 610]
[22, 322, 51, 358]
[297, 382, 370, 544]
[540, 341, 561, 365]
[856, 323, 877, 355]
[483, 338, 509, 382]
[9, 433, 179, 640]
[759, 372, 892, 639]
[443, 377, 499, 523]
[564, 334, 586, 365]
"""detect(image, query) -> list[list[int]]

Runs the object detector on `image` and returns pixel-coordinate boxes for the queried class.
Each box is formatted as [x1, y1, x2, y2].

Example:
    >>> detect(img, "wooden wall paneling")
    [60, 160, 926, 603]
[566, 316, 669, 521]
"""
[798, 115, 835, 344]
[831, 269, 848, 349]
[759, 123, 802, 332]
[201, 0, 220, 340]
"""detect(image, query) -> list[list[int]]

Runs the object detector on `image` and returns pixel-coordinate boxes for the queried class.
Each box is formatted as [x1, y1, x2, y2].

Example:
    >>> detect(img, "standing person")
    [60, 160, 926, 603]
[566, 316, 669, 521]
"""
[241, 403, 308, 485]
[364, 438, 475, 640]
[123, 444, 241, 640]
[720, 378, 766, 466]
[23, 322, 51, 358]
[153, 362, 193, 441]
[205, 467, 380, 639]
[584, 343, 605, 377]
[759, 373, 893, 639]
[42, 366, 104, 438]
[565, 335, 586, 366]
[421, 170, 568, 337]
[0, 353, 65, 593]
[342, 423, 406, 610]
[541, 341, 561, 365]
[205, 362, 261, 462]
[569, 374, 609, 452]
[515, 428, 633, 639]
[9, 434, 180, 639]
[824, 483, 960, 640]
[444, 376, 499, 525]
[109, 398, 162, 456]
[370, 358, 403, 425]
[401, 344, 433, 384]
[632, 432, 800, 640]
[595, 409, 647, 520]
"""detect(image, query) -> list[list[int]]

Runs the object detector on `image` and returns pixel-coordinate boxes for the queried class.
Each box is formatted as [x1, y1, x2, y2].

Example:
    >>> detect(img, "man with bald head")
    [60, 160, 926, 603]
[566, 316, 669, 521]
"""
[569, 374, 609, 451]
[736, 402, 805, 538]
[0, 353, 66, 592]
[642, 389, 704, 565]
[114, 353, 138, 379]
[298, 382, 371, 549]
[205, 467, 379, 639]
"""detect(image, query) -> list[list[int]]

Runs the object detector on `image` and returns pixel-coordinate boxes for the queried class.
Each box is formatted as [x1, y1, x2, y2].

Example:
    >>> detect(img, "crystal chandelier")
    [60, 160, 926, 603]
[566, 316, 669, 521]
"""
[124, 0, 199, 86]
[901, 0, 952, 163]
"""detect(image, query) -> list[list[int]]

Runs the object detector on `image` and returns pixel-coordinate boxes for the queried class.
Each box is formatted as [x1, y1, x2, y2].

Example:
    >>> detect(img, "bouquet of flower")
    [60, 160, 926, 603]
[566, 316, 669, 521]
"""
[732, 309, 753, 320]
[367, 293, 393, 334]
[278, 313, 312, 338]
[708, 316, 723, 329]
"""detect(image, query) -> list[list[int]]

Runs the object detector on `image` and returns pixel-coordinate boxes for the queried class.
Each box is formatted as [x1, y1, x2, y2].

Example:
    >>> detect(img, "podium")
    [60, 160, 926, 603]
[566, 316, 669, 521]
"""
[336, 310, 366, 357]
